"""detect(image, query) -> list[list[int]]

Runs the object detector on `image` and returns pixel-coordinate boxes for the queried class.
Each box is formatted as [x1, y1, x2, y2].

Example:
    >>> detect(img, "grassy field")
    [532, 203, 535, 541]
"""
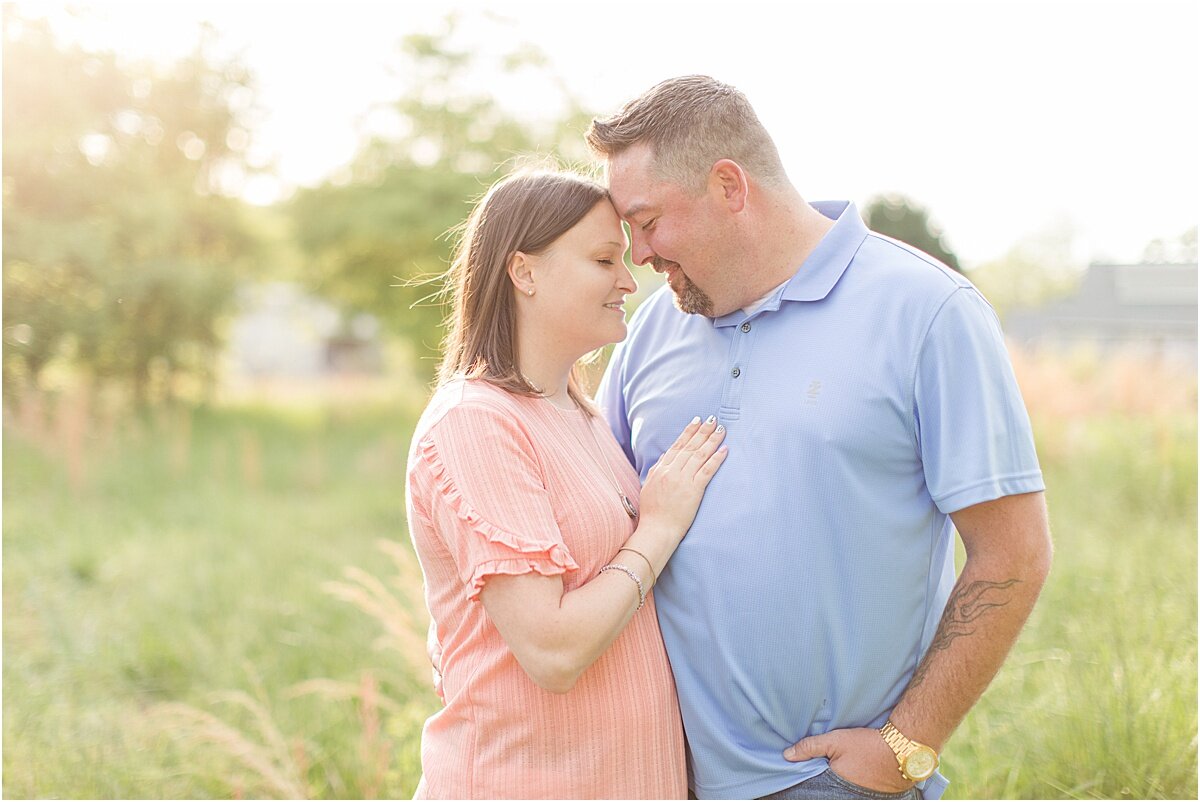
[3, 355, 1197, 799]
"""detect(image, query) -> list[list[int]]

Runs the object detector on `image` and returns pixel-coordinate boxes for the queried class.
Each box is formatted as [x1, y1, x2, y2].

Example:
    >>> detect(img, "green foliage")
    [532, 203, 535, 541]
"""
[2, 12, 263, 401]
[286, 26, 596, 374]
[968, 220, 1082, 318]
[864, 193, 962, 272]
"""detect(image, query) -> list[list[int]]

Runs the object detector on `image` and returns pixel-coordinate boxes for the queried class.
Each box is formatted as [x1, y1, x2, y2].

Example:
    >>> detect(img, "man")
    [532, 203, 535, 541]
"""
[587, 76, 1052, 800]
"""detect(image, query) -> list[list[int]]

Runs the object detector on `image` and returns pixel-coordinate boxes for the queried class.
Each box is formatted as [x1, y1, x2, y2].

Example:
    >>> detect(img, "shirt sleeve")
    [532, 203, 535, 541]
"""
[416, 401, 579, 601]
[596, 341, 636, 468]
[914, 286, 1045, 514]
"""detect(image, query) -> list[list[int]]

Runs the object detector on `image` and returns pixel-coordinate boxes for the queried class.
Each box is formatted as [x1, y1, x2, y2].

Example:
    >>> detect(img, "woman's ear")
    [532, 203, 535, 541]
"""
[507, 251, 537, 297]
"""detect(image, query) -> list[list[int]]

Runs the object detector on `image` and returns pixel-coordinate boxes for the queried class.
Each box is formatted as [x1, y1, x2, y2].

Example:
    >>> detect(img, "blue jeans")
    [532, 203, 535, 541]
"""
[758, 770, 923, 800]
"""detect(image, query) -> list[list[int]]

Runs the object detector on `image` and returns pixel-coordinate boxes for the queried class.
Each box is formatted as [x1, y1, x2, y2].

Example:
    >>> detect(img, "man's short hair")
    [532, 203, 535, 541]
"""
[585, 75, 788, 192]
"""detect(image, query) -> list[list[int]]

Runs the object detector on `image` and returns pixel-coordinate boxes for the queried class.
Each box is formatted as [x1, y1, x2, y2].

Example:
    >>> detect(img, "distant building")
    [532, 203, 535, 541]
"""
[226, 282, 383, 378]
[1003, 262, 1197, 366]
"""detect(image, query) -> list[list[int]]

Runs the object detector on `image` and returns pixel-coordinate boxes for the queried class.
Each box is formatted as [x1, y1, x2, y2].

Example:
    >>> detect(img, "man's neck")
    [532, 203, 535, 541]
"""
[738, 197, 836, 303]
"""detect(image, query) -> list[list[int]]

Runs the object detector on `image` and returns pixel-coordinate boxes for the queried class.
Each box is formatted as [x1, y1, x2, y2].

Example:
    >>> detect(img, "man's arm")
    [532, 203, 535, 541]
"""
[784, 490, 1052, 792]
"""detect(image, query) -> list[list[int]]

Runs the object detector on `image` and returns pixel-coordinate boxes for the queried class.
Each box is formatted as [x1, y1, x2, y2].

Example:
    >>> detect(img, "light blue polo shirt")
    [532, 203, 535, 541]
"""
[597, 201, 1044, 800]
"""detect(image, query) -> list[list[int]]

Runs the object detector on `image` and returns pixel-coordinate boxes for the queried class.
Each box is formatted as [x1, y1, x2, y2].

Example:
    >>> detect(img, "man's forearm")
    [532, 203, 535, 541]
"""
[890, 493, 1053, 750]
[888, 555, 1047, 749]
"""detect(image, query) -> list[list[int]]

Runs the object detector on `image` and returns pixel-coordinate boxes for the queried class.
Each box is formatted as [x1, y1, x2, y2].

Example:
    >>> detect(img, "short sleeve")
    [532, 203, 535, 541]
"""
[597, 342, 636, 468]
[914, 287, 1045, 513]
[416, 402, 579, 601]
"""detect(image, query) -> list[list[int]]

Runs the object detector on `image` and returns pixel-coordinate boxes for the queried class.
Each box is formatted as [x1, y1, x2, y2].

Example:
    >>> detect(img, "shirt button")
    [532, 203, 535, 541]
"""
[731, 367, 741, 378]
[740, 322, 751, 333]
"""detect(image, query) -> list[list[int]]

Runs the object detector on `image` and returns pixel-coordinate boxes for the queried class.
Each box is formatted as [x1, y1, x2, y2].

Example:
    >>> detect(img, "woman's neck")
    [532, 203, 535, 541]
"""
[516, 339, 578, 410]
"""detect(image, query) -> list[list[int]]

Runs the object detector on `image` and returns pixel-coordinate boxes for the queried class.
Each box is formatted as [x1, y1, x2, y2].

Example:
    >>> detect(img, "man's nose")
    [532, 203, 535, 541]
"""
[630, 231, 654, 267]
[616, 261, 638, 294]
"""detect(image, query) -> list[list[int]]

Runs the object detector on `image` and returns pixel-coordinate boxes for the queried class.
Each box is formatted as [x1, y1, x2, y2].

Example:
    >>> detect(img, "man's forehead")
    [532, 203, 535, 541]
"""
[605, 179, 645, 220]
[604, 143, 672, 219]
[606, 143, 653, 182]
[606, 154, 657, 219]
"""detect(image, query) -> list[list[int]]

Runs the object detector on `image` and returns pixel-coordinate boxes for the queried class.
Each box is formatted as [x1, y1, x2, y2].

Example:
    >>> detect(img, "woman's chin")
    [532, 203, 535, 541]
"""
[606, 320, 629, 345]
[567, 320, 629, 359]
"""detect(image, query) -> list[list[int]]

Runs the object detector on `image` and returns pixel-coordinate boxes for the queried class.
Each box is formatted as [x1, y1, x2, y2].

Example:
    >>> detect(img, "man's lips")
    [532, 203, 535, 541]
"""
[651, 257, 680, 275]
[651, 258, 684, 289]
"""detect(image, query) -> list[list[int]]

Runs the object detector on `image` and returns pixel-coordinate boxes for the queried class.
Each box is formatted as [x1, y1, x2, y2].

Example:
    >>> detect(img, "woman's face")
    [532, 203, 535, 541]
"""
[527, 200, 638, 353]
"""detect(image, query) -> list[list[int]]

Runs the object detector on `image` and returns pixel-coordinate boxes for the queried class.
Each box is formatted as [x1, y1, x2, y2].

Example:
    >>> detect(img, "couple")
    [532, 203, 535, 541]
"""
[404, 76, 1052, 800]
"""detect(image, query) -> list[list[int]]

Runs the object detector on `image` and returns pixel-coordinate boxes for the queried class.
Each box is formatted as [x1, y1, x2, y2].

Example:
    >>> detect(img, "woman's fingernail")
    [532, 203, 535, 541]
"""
[706, 415, 716, 424]
[716, 425, 725, 433]
[691, 416, 701, 425]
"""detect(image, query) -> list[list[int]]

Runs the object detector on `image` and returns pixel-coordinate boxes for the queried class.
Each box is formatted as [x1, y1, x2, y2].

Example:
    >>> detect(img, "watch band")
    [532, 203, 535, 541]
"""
[879, 720, 918, 762]
[879, 719, 939, 782]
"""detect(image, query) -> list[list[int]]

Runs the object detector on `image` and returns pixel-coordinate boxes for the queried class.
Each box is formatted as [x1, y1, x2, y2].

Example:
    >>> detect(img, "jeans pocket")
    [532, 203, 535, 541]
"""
[824, 769, 921, 800]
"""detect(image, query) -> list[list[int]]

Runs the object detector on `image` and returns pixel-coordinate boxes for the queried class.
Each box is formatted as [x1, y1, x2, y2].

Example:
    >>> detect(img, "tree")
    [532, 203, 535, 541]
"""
[2, 11, 263, 402]
[1141, 226, 1197, 264]
[286, 23, 596, 374]
[863, 194, 962, 272]
[968, 218, 1083, 318]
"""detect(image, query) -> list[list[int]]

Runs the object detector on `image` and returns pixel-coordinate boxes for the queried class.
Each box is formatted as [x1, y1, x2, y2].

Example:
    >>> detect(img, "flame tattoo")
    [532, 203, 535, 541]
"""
[908, 578, 1021, 689]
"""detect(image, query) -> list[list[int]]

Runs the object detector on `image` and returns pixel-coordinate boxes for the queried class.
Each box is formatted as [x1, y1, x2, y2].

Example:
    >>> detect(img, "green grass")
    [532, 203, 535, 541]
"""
[4, 401, 1196, 799]
[4, 400, 438, 798]
[943, 415, 1197, 799]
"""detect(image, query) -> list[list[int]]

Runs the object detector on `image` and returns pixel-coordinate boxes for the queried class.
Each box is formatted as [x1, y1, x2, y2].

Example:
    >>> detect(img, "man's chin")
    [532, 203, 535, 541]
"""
[670, 284, 716, 317]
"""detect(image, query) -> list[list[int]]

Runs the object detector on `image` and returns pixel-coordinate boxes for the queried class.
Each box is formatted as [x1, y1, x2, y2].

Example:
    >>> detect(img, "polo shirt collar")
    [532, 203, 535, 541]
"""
[712, 201, 868, 327]
[780, 200, 868, 302]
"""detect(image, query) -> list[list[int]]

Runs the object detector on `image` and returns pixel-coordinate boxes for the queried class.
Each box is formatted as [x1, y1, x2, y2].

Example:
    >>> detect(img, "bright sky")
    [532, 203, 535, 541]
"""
[19, 0, 1200, 267]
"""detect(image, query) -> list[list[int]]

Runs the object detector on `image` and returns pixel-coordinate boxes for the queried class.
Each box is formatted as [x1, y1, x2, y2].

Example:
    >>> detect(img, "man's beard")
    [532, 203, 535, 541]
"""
[654, 257, 715, 317]
[673, 273, 715, 317]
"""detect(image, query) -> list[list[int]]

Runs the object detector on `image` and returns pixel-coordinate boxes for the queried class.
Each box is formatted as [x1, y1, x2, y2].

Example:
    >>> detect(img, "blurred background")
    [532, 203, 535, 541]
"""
[2, 1, 1196, 798]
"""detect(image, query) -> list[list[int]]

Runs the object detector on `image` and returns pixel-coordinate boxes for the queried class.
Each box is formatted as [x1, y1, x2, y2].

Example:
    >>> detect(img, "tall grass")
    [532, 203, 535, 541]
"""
[3, 350, 1196, 799]
[942, 349, 1197, 799]
[3, 384, 436, 798]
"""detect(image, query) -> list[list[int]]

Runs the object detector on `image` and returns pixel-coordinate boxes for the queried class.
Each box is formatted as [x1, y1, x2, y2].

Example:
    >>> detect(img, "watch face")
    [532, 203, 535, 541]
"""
[905, 747, 938, 780]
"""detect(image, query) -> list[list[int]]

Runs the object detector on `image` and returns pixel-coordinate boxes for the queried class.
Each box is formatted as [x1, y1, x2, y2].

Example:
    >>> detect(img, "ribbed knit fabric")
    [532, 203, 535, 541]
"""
[405, 378, 686, 800]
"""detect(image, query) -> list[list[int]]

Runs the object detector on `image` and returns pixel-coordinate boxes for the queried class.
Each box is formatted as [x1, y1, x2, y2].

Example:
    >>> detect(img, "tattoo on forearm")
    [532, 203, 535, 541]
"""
[907, 578, 1021, 689]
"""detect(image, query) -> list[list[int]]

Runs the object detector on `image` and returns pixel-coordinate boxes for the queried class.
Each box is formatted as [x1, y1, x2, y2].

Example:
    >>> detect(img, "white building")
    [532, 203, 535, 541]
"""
[226, 282, 382, 378]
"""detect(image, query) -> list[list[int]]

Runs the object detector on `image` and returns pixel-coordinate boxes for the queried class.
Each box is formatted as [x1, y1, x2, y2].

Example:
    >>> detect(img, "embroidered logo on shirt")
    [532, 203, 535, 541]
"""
[805, 380, 822, 405]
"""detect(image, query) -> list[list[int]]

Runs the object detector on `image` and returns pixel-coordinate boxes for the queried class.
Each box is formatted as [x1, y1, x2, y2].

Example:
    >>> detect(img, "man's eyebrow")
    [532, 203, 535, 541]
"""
[622, 202, 650, 220]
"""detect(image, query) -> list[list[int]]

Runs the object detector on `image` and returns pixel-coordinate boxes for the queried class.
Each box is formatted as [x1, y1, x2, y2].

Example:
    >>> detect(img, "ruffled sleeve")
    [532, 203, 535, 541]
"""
[415, 401, 579, 601]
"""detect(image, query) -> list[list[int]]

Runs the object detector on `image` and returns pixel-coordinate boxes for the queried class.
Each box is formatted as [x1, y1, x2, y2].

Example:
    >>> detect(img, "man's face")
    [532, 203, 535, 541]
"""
[606, 143, 723, 317]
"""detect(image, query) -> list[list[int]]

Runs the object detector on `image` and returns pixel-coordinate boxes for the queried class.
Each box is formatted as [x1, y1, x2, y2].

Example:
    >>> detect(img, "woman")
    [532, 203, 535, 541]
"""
[405, 169, 727, 799]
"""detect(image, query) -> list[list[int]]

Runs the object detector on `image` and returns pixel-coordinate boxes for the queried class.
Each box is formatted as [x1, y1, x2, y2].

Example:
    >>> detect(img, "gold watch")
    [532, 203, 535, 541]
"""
[878, 720, 939, 782]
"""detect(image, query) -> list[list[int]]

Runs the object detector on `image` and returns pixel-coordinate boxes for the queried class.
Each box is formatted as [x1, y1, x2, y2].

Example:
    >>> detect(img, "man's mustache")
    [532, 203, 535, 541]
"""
[651, 257, 681, 273]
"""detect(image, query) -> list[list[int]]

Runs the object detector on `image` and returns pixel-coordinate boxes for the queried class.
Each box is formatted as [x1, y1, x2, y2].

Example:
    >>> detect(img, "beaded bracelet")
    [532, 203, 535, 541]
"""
[600, 563, 646, 611]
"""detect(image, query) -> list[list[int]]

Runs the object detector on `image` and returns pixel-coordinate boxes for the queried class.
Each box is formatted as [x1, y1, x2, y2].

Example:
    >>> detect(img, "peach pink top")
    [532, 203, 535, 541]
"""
[405, 378, 686, 800]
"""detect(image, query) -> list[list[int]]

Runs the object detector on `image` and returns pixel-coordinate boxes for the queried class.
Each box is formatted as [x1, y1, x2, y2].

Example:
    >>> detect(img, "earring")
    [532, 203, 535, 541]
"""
[527, 289, 534, 296]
